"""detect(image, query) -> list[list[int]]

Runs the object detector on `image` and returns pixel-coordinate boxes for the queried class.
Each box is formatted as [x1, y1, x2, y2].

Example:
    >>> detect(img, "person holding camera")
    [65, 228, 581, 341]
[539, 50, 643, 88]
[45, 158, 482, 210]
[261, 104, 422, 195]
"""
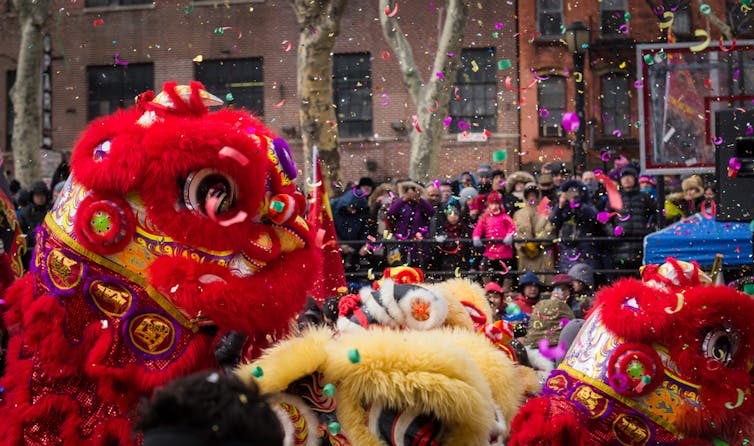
[549, 180, 602, 273]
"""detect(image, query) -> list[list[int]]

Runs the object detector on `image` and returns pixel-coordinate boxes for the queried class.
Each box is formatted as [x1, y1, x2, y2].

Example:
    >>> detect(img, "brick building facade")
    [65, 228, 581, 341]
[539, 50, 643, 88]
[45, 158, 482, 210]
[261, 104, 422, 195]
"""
[517, 0, 732, 173]
[0, 0, 520, 185]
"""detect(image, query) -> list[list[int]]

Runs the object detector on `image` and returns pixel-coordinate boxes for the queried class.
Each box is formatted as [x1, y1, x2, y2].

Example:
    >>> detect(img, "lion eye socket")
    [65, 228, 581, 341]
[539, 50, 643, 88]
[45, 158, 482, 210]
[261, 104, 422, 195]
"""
[183, 169, 237, 217]
[703, 327, 740, 367]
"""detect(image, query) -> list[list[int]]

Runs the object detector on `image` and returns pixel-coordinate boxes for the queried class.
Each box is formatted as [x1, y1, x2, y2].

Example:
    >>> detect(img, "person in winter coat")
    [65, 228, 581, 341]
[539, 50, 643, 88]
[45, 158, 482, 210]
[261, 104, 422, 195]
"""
[387, 181, 435, 268]
[549, 179, 602, 272]
[333, 177, 374, 271]
[664, 174, 705, 224]
[472, 191, 516, 287]
[567, 263, 595, 318]
[514, 182, 556, 285]
[606, 167, 657, 272]
[503, 170, 536, 217]
[434, 202, 472, 272]
[18, 180, 51, 269]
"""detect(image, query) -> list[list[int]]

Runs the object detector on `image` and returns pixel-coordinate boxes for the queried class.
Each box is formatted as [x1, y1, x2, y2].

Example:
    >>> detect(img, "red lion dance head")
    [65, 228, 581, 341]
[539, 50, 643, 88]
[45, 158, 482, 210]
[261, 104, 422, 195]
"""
[509, 258, 754, 445]
[0, 82, 321, 445]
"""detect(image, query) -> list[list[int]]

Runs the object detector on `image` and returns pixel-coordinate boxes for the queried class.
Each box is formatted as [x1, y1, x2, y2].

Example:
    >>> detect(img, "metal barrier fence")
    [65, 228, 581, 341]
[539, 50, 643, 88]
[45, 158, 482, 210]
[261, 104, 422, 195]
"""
[336, 236, 646, 283]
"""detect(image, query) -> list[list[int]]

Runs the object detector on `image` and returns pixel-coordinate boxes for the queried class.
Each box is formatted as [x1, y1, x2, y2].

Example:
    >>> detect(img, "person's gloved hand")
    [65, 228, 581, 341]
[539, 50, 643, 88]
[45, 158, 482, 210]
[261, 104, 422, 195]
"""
[473, 238, 483, 248]
[503, 234, 514, 246]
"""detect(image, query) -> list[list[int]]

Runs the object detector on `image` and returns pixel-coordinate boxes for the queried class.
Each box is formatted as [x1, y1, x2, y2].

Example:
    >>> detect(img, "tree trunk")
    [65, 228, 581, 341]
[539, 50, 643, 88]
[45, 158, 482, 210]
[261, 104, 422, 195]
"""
[10, 0, 52, 189]
[291, 0, 347, 197]
[379, 0, 470, 183]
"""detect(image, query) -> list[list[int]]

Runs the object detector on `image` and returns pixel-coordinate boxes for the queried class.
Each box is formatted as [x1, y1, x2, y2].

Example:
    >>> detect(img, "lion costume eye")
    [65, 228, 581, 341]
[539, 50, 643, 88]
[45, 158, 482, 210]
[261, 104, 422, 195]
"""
[703, 327, 740, 367]
[183, 169, 237, 218]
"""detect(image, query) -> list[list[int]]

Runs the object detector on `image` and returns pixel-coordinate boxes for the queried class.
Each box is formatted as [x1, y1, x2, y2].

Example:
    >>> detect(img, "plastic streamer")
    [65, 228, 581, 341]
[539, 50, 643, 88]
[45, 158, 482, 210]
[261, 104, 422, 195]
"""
[281, 40, 292, 52]
[384, 3, 399, 17]
[505, 76, 538, 92]
[595, 172, 623, 210]
[724, 388, 745, 409]
[411, 115, 422, 133]
[664, 293, 685, 314]
[531, 69, 550, 81]
[690, 29, 711, 52]
[658, 11, 674, 29]
[719, 38, 737, 52]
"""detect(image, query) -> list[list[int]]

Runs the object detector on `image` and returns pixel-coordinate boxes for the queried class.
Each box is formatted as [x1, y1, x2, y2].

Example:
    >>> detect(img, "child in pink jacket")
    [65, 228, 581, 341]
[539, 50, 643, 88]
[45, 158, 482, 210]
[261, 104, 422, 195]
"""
[472, 191, 516, 285]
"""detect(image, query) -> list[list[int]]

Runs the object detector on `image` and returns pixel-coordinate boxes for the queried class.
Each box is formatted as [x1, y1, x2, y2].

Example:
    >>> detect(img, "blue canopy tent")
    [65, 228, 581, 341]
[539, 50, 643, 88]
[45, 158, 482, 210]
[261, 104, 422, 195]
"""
[644, 213, 753, 266]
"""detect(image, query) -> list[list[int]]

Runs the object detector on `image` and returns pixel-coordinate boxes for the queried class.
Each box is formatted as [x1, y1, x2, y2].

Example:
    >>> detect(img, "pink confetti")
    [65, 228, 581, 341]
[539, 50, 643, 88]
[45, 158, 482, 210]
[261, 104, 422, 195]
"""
[618, 213, 632, 222]
[384, 3, 399, 17]
[442, 116, 452, 126]
[538, 108, 549, 118]
[713, 136, 723, 145]
[281, 40, 292, 52]
[562, 112, 580, 132]
[613, 226, 624, 236]
[538, 339, 566, 360]
[436, 72, 444, 79]
[379, 93, 390, 107]
[597, 212, 611, 223]
[412, 115, 422, 133]
[566, 252, 582, 261]
[381, 51, 391, 60]
[273, 99, 285, 108]
[113, 53, 128, 66]
[457, 120, 470, 131]
[612, 130, 622, 137]
[218, 146, 249, 166]
[634, 80, 643, 89]
[494, 22, 504, 29]
[601, 151, 612, 162]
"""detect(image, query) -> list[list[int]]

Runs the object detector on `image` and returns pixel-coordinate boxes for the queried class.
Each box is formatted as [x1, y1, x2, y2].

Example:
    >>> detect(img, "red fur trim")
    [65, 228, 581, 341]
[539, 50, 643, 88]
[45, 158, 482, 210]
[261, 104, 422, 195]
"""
[508, 397, 587, 446]
[148, 243, 321, 340]
[70, 108, 148, 195]
[596, 277, 675, 343]
[136, 111, 283, 257]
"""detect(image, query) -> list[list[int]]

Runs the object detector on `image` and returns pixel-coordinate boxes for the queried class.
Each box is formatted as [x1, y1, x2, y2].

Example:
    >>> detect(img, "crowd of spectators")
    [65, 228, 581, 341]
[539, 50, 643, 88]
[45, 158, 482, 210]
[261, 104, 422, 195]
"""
[330, 157, 718, 295]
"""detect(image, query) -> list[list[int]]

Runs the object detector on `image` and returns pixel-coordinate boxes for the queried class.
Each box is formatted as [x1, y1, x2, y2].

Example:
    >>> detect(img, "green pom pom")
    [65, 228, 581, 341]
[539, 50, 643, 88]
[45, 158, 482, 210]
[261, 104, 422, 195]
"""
[327, 421, 341, 436]
[641, 375, 651, 384]
[347, 348, 360, 364]
[323, 383, 336, 397]
[251, 366, 264, 378]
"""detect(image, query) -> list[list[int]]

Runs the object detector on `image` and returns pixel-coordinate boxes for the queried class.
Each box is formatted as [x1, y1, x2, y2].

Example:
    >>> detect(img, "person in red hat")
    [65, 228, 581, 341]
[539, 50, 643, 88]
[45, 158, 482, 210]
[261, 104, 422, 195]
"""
[472, 191, 517, 289]
[484, 281, 506, 321]
[550, 273, 574, 307]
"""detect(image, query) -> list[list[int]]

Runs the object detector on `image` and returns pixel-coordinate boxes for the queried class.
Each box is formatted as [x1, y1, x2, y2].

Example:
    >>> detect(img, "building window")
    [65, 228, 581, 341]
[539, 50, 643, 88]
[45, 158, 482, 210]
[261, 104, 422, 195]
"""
[195, 58, 264, 116]
[449, 48, 497, 134]
[332, 53, 372, 139]
[727, 0, 754, 36]
[671, 4, 692, 37]
[87, 63, 154, 121]
[85, 0, 152, 6]
[599, 0, 627, 37]
[537, 0, 563, 37]
[538, 76, 566, 138]
[601, 73, 631, 137]
[5, 70, 15, 152]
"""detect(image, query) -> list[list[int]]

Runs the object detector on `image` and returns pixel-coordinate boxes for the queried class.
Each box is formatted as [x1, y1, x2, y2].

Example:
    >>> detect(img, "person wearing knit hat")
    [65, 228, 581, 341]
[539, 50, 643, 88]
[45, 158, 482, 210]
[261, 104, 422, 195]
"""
[473, 190, 517, 291]
[567, 263, 595, 318]
[638, 174, 657, 202]
[509, 271, 542, 316]
[477, 164, 493, 194]
[550, 273, 574, 307]
[503, 171, 536, 217]
[537, 173, 556, 202]
[484, 281, 505, 320]
[664, 175, 705, 224]
[457, 186, 479, 208]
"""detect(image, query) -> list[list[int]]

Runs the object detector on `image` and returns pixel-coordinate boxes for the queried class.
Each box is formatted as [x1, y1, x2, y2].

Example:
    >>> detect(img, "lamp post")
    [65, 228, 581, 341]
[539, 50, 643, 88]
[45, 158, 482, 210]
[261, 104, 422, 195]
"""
[565, 21, 590, 176]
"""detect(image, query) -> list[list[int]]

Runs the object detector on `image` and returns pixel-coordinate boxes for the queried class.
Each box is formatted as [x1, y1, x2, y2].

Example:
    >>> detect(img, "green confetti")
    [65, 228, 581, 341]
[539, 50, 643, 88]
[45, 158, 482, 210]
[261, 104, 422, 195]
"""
[225, 92, 234, 102]
[497, 59, 512, 70]
[492, 149, 507, 162]
[491, 31, 499, 38]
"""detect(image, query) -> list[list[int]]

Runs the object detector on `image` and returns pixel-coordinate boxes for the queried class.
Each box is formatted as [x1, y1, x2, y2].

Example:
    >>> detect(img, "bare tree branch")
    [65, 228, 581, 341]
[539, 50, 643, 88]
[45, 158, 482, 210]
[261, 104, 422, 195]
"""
[378, 0, 424, 105]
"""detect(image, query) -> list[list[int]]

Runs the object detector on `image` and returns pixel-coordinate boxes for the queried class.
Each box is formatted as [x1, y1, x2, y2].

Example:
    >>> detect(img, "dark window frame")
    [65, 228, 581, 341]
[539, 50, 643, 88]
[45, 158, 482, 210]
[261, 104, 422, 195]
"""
[332, 52, 373, 139]
[537, 0, 563, 37]
[87, 63, 154, 121]
[600, 73, 631, 137]
[599, 0, 628, 37]
[195, 57, 264, 116]
[538, 75, 566, 137]
[449, 48, 498, 134]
